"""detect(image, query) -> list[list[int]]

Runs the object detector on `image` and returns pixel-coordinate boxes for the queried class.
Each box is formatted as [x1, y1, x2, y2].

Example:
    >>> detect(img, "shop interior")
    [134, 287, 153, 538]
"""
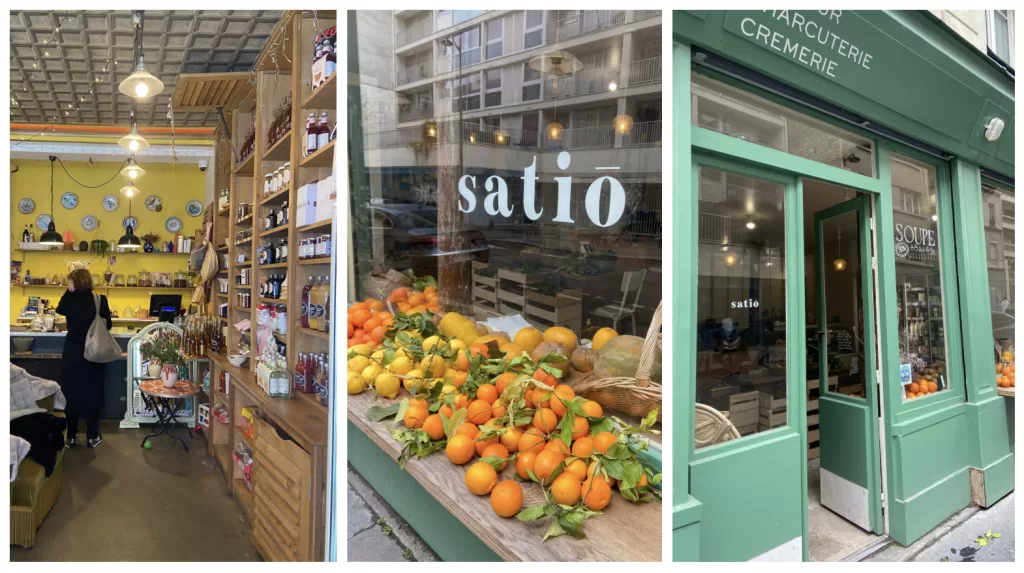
[9, 10, 337, 561]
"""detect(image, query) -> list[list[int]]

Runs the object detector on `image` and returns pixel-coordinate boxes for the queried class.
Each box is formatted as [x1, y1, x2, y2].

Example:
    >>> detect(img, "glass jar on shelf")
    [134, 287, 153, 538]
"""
[114, 274, 125, 286]
[139, 269, 152, 287]
[127, 274, 138, 287]
[174, 271, 189, 289]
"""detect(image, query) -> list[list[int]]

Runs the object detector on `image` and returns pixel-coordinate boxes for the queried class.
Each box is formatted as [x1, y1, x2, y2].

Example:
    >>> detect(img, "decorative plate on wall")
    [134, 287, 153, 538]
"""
[102, 195, 120, 212]
[186, 200, 203, 217]
[123, 216, 139, 230]
[62, 192, 79, 209]
[18, 198, 35, 214]
[81, 215, 99, 232]
[36, 214, 52, 231]
[165, 217, 183, 233]
[144, 195, 163, 212]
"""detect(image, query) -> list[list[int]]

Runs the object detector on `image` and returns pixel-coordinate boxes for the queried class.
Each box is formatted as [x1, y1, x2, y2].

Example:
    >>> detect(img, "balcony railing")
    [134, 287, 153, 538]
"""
[546, 11, 626, 44]
[396, 19, 433, 47]
[397, 102, 434, 123]
[396, 60, 435, 85]
[634, 10, 660, 20]
[364, 120, 662, 152]
[628, 56, 662, 86]
[545, 66, 621, 100]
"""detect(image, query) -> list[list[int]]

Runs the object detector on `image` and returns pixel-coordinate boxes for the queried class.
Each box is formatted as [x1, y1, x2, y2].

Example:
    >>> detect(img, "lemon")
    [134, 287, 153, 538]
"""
[403, 368, 426, 393]
[420, 354, 447, 378]
[349, 343, 374, 357]
[441, 384, 457, 396]
[448, 339, 468, 354]
[347, 372, 368, 394]
[371, 348, 387, 363]
[362, 364, 383, 384]
[444, 367, 458, 381]
[422, 335, 444, 351]
[348, 355, 371, 373]
[388, 356, 415, 376]
[375, 373, 400, 399]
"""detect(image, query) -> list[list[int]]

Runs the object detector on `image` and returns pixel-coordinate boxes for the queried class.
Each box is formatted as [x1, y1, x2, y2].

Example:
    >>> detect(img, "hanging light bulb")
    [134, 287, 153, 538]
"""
[833, 227, 847, 271]
[120, 156, 145, 179]
[469, 132, 476, 144]
[724, 253, 737, 266]
[119, 13, 163, 99]
[746, 219, 756, 230]
[494, 129, 508, 145]
[608, 81, 618, 92]
[546, 121, 564, 141]
[120, 183, 139, 198]
[118, 125, 149, 153]
[613, 114, 634, 134]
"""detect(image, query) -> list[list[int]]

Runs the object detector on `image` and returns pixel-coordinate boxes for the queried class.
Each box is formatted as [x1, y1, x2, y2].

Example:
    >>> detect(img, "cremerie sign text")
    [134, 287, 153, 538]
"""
[738, 10, 874, 79]
[457, 151, 627, 228]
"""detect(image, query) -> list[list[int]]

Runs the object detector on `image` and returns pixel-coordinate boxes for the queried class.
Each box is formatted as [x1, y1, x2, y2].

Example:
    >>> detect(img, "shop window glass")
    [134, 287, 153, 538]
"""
[981, 184, 1015, 392]
[484, 69, 502, 107]
[890, 153, 949, 401]
[486, 19, 504, 59]
[695, 166, 787, 447]
[691, 73, 876, 178]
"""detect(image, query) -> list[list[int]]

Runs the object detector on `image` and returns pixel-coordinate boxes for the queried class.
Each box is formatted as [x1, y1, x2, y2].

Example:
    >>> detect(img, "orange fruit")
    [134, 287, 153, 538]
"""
[571, 437, 594, 457]
[455, 421, 480, 440]
[571, 417, 589, 440]
[467, 399, 493, 425]
[446, 434, 475, 465]
[581, 477, 612, 510]
[362, 316, 382, 333]
[500, 427, 523, 452]
[348, 322, 355, 338]
[581, 400, 604, 418]
[465, 461, 498, 495]
[513, 327, 544, 353]
[438, 404, 454, 419]
[469, 343, 490, 357]
[451, 371, 469, 387]
[529, 389, 550, 410]
[499, 342, 526, 362]
[349, 309, 372, 328]
[533, 449, 564, 484]
[927, 381, 938, 393]
[490, 481, 523, 518]
[533, 408, 558, 433]
[409, 397, 426, 408]
[544, 439, 570, 456]
[543, 326, 578, 352]
[389, 287, 410, 302]
[593, 431, 617, 454]
[551, 472, 583, 505]
[518, 428, 546, 455]
[495, 372, 516, 395]
[909, 382, 920, 394]
[549, 384, 575, 417]
[403, 404, 428, 429]
[456, 352, 471, 372]
[565, 458, 588, 481]
[475, 434, 499, 456]
[532, 368, 556, 387]
[481, 444, 510, 470]
[367, 299, 384, 312]
[477, 383, 498, 403]
[591, 327, 619, 351]
[491, 399, 507, 419]
[637, 473, 649, 488]
[369, 326, 386, 343]
[422, 414, 445, 440]
[454, 395, 470, 410]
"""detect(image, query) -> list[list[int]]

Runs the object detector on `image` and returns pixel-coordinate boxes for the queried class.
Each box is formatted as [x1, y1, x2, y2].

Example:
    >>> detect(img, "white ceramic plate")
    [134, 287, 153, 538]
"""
[123, 216, 138, 230]
[186, 200, 203, 217]
[102, 195, 120, 212]
[81, 215, 98, 231]
[36, 214, 52, 231]
[18, 198, 35, 214]
[145, 195, 163, 212]
[165, 216, 183, 233]
[62, 192, 79, 209]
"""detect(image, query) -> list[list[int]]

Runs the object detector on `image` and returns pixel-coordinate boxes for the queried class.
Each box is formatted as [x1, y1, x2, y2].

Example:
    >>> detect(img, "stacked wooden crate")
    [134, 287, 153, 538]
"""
[470, 262, 499, 320]
[728, 391, 759, 436]
[806, 376, 837, 460]
[524, 287, 583, 332]
[758, 393, 786, 432]
[496, 268, 542, 317]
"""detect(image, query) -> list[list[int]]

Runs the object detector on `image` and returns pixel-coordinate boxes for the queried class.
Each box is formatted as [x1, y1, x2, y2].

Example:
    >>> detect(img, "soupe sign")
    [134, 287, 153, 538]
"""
[457, 151, 627, 227]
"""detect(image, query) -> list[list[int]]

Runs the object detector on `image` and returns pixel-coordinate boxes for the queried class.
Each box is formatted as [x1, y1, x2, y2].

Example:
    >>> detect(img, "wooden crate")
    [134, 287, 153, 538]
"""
[758, 393, 786, 431]
[729, 391, 759, 436]
[496, 269, 543, 316]
[524, 288, 583, 332]
[471, 263, 499, 318]
[806, 376, 836, 460]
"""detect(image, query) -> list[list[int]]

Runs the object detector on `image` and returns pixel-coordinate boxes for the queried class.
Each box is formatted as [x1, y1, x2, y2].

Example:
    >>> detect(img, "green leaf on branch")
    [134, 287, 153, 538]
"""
[479, 456, 507, 472]
[542, 519, 567, 541]
[600, 458, 624, 480]
[620, 460, 644, 490]
[590, 417, 615, 435]
[558, 409, 574, 447]
[394, 398, 410, 426]
[517, 505, 549, 521]
[604, 442, 631, 460]
[443, 408, 466, 440]
[366, 403, 401, 422]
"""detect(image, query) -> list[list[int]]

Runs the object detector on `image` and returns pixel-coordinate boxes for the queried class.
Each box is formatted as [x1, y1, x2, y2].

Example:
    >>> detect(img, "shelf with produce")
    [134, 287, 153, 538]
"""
[259, 226, 289, 239]
[296, 219, 332, 234]
[299, 139, 334, 168]
[263, 130, 292, 162]
[298, 257, 331, 266]
[299, 327, 329, 340]
[302, 72, 336, 110]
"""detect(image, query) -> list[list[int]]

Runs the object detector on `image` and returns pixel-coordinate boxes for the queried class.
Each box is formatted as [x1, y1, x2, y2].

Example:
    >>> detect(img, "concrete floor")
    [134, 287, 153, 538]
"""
[807, 457, 880, 562]
[11, 420, 259, 562]
[347, 463, 439, 562]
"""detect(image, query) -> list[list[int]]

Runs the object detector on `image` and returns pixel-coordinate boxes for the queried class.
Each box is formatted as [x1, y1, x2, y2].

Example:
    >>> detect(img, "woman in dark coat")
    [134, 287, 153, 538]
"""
[56, 268, 112, 448]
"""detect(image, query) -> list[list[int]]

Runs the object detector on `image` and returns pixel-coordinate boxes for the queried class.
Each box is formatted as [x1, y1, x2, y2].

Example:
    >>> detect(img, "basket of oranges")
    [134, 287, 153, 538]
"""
[996, 348, 1015, 390]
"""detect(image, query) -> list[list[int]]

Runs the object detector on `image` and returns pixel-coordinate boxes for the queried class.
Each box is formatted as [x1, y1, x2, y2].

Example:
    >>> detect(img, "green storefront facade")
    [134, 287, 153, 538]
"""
[673, 10, 1015, 562]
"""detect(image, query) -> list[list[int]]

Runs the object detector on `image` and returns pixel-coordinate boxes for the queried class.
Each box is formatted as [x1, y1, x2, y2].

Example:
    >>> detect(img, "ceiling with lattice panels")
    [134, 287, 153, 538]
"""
[10, 10, 284, 127]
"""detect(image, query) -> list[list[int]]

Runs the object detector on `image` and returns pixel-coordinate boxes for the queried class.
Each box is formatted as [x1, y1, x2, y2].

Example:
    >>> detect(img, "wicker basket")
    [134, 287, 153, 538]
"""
[694, 403, 740, 448]
[570, 302, 663, 419]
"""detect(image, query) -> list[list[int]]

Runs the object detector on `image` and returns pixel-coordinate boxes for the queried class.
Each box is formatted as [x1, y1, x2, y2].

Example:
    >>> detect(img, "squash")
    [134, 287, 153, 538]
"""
[438, 312, 480, 345]
[592, 335, 661, 382]
[569, 347, 599, 373]
[531, 341, 570, 376]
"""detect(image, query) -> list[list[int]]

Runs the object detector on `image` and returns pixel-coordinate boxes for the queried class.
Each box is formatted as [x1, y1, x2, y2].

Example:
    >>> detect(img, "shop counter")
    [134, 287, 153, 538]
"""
[348, 391, 662, 562]
[11, 331, 132, 420]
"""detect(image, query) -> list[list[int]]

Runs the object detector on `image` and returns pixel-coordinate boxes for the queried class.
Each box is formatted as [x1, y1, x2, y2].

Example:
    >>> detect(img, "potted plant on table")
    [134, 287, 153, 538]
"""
[140, 336, 186, 388]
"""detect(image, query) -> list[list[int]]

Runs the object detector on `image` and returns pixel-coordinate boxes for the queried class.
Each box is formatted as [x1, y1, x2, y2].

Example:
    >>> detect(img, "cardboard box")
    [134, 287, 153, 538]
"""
[297, 182, 318, 226]
[315, 176, 334, 222]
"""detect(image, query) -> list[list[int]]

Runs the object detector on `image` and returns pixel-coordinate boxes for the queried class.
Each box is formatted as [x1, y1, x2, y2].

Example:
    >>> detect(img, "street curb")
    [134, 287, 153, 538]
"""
[348, 463, 441, 562]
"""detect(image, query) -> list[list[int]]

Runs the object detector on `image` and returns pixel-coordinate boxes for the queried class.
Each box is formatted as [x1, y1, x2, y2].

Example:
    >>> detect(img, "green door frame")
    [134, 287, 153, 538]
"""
[813, 195, 884, 535]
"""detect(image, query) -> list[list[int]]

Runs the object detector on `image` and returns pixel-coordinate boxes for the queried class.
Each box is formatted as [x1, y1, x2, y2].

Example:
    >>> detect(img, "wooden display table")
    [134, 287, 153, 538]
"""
[348, 391, 662, 562]
[997, 387, 1015, 398]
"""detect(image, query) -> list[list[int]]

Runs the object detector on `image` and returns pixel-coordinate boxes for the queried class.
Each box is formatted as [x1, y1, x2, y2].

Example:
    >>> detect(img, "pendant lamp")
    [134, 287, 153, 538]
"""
[120, 183, 139, 197]
[546, 121, 564, 141]
[120, 156, 145, 179]
[118, 12, 163, 99]
[833, 227, 847, 271]
[118, 124, 150, 153]
[39, 157, 63, 245]
[118, 197, 142, 250]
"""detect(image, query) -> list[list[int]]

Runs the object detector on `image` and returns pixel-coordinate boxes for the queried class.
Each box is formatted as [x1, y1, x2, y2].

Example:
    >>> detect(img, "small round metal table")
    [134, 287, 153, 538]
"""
[138, 379, 200, 452]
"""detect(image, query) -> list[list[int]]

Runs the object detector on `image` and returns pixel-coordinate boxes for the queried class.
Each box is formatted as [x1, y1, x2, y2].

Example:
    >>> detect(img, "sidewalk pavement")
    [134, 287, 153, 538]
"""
[347, 463, 440, 562]
[865, 492, 1014, 562]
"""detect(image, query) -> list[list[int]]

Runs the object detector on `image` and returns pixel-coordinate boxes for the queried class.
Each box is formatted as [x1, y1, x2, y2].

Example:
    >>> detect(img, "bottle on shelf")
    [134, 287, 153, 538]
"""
[305, 113, 317, 156]
[22, 225, 30, 243]
[316, 112, 330, 150]
[301, 276, 314, 329]
[321, 276, 330, 334]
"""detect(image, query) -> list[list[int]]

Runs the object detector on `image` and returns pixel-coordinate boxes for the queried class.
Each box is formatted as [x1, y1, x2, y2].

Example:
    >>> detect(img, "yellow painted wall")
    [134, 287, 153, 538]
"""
[10, 159, 207, 325]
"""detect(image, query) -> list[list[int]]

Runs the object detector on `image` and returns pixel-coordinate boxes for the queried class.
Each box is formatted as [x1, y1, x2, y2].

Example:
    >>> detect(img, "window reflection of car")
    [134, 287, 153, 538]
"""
[368, 203, 489, 262]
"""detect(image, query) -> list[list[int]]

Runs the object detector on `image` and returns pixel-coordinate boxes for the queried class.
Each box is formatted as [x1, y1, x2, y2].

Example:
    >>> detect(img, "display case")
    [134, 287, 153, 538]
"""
[121, 322, 199, 428]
